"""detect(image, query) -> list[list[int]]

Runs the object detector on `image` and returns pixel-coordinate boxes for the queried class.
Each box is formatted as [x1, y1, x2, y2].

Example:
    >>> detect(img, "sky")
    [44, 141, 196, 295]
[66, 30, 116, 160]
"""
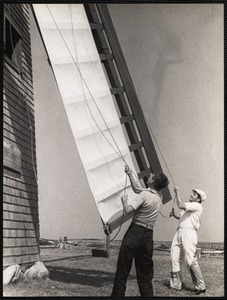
[30, 4, 224, 243]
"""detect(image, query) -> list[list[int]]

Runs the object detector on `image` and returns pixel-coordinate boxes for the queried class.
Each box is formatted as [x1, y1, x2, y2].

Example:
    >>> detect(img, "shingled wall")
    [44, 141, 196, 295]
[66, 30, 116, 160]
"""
[3, 4, 40, 267]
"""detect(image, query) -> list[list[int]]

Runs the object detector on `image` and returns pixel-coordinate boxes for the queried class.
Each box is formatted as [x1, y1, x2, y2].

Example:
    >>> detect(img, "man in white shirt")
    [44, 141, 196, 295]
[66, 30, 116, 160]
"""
[169, 186, 206, 295]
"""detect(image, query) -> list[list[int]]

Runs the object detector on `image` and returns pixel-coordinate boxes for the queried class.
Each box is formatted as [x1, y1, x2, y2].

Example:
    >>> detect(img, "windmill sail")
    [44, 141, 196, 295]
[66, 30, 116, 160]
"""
[33, 4, 141, 232]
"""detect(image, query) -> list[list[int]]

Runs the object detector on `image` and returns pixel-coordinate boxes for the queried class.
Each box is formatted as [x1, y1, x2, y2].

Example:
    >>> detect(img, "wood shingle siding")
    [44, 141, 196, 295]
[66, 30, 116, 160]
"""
[3, 4, 40, 268]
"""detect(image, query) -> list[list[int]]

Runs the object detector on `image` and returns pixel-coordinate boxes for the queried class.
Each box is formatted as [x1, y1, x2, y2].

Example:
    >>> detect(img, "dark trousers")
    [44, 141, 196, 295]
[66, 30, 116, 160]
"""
[111, 223, 154, 297]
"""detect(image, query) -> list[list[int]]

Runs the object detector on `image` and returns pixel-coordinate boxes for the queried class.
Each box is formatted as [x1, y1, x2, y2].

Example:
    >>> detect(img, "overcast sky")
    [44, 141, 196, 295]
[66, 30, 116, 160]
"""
[30, 4, 224, 243]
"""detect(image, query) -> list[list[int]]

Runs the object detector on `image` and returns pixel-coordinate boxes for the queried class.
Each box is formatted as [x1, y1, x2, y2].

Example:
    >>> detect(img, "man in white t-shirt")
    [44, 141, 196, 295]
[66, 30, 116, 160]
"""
[169, 186, 206, 295]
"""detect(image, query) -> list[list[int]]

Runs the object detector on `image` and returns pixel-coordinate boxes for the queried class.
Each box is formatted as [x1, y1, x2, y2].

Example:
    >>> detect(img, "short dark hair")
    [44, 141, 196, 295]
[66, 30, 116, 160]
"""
[153, 173, 169, 191]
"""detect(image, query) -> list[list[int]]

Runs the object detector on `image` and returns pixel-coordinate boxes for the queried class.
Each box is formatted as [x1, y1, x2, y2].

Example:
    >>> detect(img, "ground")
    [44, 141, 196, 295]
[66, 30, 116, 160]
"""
[3, 240, 224, 297]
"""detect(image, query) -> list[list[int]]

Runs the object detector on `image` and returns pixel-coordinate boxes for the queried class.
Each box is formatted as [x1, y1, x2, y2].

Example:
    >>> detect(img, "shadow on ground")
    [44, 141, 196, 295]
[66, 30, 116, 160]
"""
[42, 254, 91, 263]
[162, 279, 195, 293]
[48, 265, 136, 287]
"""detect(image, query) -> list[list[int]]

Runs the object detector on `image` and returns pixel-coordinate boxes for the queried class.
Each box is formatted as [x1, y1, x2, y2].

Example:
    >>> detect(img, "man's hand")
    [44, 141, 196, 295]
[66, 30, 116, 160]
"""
[174, 186, 179, 194]
[125, 165, 132, 175]
[121, 194, 128, 204]
[169, 208, 174, 217]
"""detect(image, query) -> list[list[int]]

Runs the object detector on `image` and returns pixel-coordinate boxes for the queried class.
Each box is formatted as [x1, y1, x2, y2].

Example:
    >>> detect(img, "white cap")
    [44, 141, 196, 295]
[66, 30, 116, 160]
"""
[193, 189, 207, 201]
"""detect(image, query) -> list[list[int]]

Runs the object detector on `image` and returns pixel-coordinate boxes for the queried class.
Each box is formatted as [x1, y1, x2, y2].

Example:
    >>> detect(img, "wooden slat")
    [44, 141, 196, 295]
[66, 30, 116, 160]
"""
[3, 203, 39, 216]
[3, 159, 38, 182]
[3, 220, 39, 230]
[3, 245, 39, 257]
[3, 72, 34, 109]
[3, 112, 34, 139]
[4, 131, 37, 160]
[110, 86, 124, 94]
[3, 77, 35, 109]
[3, 186, 38, 201]
[3, 253, 40, 268]
[3, 168, 21, 179]
[4, 176, 38, 191]
[3, 229, 39, 238]
[3, 175, 37, 193]
[90, 22, 103, 30]
[4, 211, 39, 223]
[3, 73, 34, 106]
[99, 53, 113, 61]
[3, 114, 35, 143]
[4, 194, 38, 208]
[120, 114, 134, 124]
[3, 237, 39, 247]
[129, 141, 143, 152]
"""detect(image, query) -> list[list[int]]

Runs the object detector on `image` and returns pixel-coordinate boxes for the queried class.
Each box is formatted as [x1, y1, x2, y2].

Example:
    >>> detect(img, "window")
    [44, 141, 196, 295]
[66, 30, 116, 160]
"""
[4, 17, 22, 72]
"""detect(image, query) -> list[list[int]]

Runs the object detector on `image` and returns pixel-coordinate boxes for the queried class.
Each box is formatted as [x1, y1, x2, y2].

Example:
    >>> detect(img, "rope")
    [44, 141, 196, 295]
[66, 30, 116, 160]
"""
[106, 174, 128, 245]
[145, 117, 176, 186]
[144, 118, 177, 218]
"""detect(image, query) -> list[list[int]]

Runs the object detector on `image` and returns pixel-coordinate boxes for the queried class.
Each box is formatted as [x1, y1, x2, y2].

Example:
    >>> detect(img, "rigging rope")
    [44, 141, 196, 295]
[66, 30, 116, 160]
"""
[144, 116, 177, 217]
[106, 174, 128, 245]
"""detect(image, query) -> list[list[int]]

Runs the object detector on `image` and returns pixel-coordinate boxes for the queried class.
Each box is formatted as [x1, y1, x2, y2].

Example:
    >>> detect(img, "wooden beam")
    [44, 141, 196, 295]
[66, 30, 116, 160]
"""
[119, 114, 134, 124]
[97, 5, 162, 175]
[99, 53, 113, 61]
[129, 141, 143, 152]
[97, 4, 171, 201]
[110, 87, 124, 94]
[90, 23, 103, 30]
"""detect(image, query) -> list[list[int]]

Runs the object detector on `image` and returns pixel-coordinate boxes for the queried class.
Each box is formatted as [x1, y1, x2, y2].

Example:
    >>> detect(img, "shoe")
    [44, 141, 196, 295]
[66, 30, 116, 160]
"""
[193, 289, 206, 295]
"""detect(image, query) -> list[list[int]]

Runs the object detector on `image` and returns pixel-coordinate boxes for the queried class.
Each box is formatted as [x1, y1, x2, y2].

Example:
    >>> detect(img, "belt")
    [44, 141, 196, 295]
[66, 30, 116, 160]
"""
[131, 222, 153, 232]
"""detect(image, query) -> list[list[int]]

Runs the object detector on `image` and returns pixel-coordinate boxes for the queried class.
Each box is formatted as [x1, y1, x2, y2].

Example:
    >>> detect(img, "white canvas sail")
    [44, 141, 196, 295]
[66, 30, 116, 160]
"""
[33, 4, 140, 230]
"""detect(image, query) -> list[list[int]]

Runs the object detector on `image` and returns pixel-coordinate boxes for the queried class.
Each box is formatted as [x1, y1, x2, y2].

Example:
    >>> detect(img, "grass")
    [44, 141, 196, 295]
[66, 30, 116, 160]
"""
[3, 240, 225, 297]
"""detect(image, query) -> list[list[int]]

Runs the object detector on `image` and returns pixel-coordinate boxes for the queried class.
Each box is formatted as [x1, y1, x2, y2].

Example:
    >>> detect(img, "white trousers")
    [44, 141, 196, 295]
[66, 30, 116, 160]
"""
[171, 228, 205, 290]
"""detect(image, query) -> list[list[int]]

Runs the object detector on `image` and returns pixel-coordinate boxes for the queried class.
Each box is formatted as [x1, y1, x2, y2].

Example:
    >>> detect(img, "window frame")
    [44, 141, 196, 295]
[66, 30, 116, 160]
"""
[4, 14, 23, 74]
